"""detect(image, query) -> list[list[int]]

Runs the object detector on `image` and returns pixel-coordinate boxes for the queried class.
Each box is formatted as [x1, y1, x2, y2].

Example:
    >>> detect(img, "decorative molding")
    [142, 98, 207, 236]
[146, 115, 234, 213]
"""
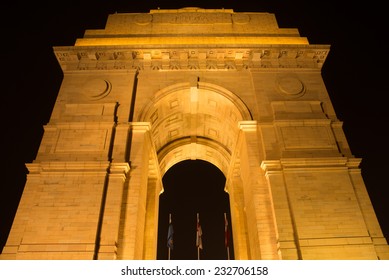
[238, 120, 257, 131]
[54, 46, 329, 72]
[26, 161, 110, 174]
[261, 157, 362, 174]
[130, 122, 151, 132]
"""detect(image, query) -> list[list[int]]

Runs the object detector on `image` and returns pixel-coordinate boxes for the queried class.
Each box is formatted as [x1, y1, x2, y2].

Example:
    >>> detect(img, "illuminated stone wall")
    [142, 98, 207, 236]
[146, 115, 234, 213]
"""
[1, 8, 388, 260]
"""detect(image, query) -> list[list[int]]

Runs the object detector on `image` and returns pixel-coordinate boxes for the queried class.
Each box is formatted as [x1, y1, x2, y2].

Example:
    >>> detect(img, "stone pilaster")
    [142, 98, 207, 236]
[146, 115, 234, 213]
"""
[116, 123, 151, 259]
[97, 163, 130, 259]
[238, 121, 280, 259]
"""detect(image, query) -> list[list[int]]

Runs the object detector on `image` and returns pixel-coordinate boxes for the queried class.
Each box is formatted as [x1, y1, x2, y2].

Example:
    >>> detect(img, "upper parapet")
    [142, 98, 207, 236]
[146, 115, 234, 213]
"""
[76, 8, 308, 47]
[54, 8, 329, 71]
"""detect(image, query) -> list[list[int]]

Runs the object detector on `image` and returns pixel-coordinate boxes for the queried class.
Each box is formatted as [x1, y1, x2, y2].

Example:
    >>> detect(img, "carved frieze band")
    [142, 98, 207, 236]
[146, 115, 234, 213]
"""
[132, 12, 249, 25]
[54, 46, 329, 71]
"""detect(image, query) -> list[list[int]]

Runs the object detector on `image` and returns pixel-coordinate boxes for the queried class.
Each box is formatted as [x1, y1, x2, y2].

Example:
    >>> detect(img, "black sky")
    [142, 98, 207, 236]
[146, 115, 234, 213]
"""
[1, 1, 388, 258]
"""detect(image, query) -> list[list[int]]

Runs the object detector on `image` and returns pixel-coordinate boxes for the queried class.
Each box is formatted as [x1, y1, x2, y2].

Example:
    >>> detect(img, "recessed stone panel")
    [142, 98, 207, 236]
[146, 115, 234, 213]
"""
[278, 125, 336, 150]
[55, 129, 108, 152]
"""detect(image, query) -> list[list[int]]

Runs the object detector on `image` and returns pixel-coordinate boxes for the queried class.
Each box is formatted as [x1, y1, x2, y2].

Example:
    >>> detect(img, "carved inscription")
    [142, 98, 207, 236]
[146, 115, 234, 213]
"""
[153, 13, 231, 24]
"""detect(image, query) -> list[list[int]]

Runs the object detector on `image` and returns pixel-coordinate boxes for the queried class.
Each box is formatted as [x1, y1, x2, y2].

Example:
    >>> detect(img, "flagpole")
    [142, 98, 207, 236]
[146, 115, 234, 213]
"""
[196, 213, 203, 260]
[197, 213, 200, 260]
[224, 212, 230, 260]
[168, 213, 172, 260]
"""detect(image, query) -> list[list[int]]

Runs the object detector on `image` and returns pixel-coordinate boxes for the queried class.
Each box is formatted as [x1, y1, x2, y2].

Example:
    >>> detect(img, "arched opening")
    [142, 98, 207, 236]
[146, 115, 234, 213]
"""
[157, 159, 234, 260]
[136, 81, 254, 259]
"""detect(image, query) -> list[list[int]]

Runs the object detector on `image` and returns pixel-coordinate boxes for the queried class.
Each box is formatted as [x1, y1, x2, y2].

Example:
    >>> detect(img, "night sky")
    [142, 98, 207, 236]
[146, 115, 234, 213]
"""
[1, 1, 388, 259]
[158, 160, 232, 260]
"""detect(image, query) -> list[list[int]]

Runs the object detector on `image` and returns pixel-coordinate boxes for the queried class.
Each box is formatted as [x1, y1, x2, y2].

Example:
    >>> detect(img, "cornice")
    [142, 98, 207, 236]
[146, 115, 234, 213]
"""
[53, 44, 330, 72]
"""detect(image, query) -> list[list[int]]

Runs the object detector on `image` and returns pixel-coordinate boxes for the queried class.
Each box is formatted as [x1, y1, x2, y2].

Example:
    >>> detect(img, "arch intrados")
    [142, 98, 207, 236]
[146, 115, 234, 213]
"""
[158, 138, 231, 178]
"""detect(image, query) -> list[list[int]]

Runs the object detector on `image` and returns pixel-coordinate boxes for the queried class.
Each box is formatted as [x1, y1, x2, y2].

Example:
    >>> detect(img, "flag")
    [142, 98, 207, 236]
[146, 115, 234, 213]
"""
[167, 221, 174, 250]
[196, 214, 203, 250]
[224, 213, 229, 248]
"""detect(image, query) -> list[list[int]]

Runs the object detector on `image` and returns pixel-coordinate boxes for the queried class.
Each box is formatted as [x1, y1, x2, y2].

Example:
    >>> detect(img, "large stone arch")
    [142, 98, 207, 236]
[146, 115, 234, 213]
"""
[137, 82, 262, 259]
[138, 81, 252, 177]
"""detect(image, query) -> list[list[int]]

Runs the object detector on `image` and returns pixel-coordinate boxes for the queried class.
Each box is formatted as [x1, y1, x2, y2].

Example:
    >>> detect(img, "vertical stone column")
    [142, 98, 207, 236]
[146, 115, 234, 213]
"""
[142, 175, 162, 259]
[348, 159, 389, 260]
[97, 163, 130, 259]
[111, 123, 132, 162]
[238, 121, 279, 260]
[117, 123, 151, 259]
[226, 176, 249, 260]
[261, 161, 300, 259]
[263, 157, 383, 259]
[225, 120, 250, 260]
[2, 162, 112, 260]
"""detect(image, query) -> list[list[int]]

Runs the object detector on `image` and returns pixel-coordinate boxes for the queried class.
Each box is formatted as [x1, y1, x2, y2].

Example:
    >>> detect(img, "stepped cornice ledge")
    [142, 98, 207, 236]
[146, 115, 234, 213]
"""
[53, 44, 330, 71]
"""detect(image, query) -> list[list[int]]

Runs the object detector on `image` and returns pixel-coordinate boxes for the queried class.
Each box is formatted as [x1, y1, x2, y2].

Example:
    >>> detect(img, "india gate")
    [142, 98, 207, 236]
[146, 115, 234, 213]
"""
[1, 8, 388, 260]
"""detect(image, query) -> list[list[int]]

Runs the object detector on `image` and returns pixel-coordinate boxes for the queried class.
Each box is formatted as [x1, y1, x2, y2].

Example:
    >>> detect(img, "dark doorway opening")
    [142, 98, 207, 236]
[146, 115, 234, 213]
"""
[157, 159, 234, 260]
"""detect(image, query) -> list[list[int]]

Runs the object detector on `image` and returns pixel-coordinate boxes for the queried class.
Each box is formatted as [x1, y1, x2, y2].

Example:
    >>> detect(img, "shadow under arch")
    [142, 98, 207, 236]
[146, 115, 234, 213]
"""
[157, 159, 234, 260]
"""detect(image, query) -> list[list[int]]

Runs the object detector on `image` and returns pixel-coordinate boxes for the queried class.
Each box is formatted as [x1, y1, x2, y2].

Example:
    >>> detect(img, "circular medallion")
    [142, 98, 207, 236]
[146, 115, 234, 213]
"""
[276, 76, 305, 98]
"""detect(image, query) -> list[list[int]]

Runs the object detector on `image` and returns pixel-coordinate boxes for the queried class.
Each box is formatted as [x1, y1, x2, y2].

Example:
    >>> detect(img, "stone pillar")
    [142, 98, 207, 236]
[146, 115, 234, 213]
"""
[261, 160, 300, 259]
[116, 123, 151, 259]
[111, 123, 132, 162]
[2, 162, 111, 259]
[97, 163, 130, 259]
[143, 175, 162, 259]
[262, 157, 383, 259]
[348, 159, 389, 260]
[238, 121, 279, 260]
[226, 175, 249, 260]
